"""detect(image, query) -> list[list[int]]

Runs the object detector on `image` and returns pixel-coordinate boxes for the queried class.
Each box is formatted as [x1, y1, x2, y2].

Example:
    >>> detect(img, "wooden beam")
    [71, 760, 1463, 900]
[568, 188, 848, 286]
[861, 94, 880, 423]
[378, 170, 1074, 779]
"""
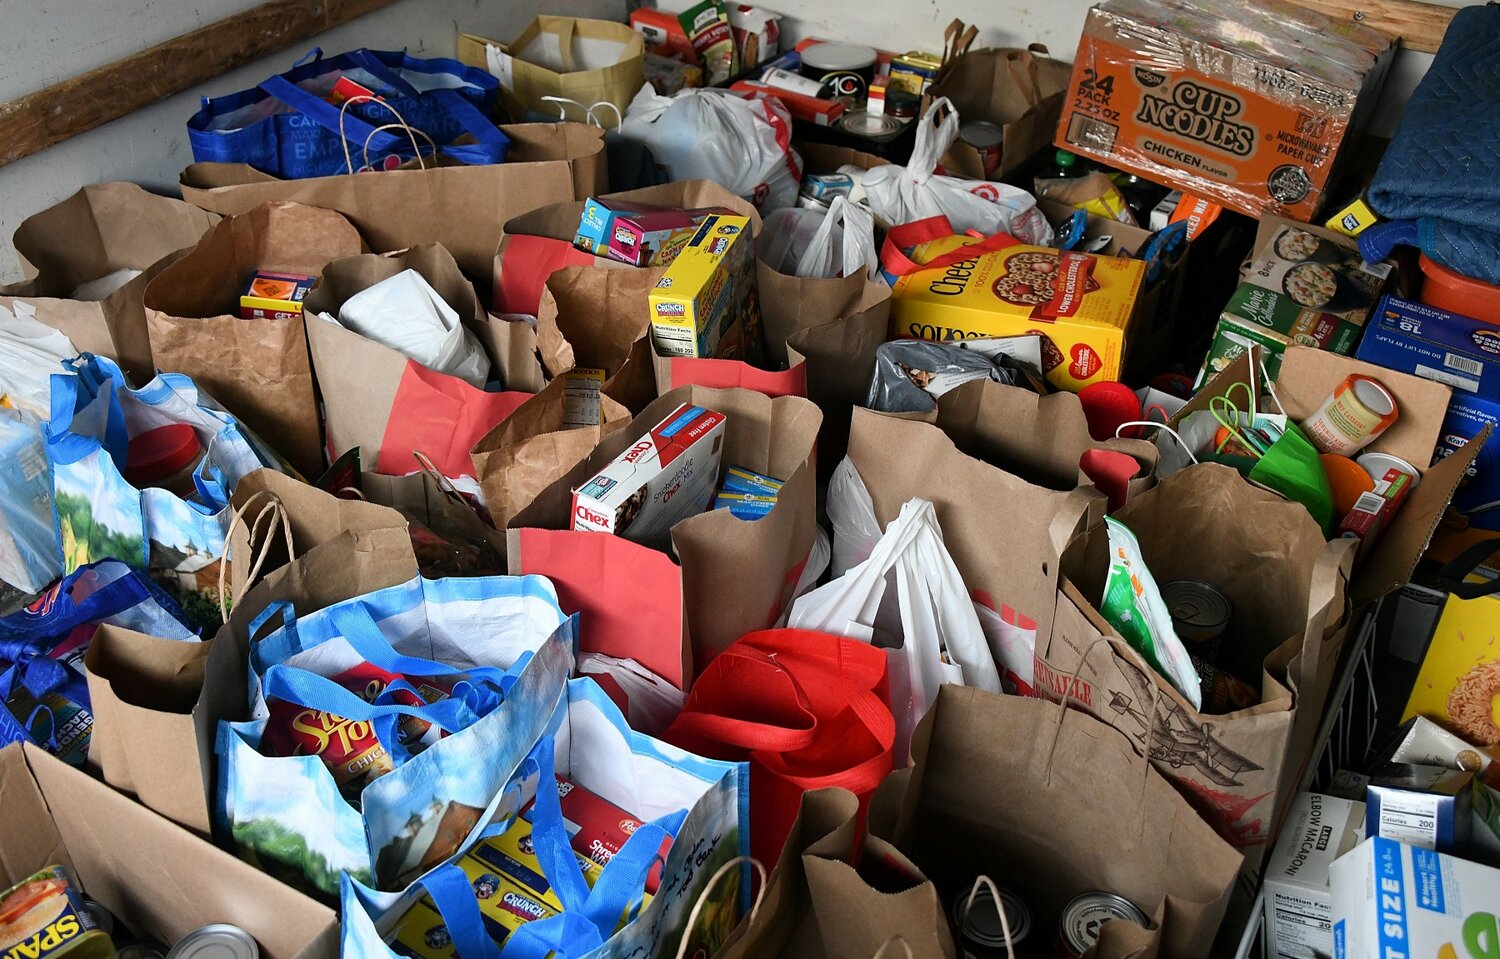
[1288, 0, 1457, 54]
[0, 0, 404, 169]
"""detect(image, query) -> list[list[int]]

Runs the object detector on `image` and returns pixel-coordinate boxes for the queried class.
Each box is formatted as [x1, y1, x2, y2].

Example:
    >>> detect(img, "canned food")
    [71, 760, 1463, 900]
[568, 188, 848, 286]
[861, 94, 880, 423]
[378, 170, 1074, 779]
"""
[0, 865, 115, 959]
[1301, 373, 1399, 456]
[959, 121, 1004, 177]
[165, 926, 258, 959]
[952, 881, 1031, 957]
[81, 900, 115, 939]
[1056, 892, 1148, 958]
[1160, 580, 1232, 644]
[837, 110, 905, 139]
[888, 51, 943, 96]
[113, 940, 169, 959]
[886, 90, 921, 120]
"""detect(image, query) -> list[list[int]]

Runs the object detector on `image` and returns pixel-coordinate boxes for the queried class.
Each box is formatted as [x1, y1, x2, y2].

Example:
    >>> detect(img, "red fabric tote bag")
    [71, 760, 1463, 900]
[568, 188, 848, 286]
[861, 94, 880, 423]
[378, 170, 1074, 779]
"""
[664, 628, 895, 866]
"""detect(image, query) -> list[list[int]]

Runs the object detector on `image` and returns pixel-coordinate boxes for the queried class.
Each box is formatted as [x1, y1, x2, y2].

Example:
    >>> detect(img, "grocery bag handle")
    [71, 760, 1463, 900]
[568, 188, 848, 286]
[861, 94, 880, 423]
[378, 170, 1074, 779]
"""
[46, 354, 129, 467]
[673, 856, 767, 959]
[1434, 537, 1500, 599]
[879, 215, 1020, 278]
[1005, 47, 1045, 108]
[260, 662, 480, 735]
[408, 862, 500, 959]
[667, 645, 821, 753]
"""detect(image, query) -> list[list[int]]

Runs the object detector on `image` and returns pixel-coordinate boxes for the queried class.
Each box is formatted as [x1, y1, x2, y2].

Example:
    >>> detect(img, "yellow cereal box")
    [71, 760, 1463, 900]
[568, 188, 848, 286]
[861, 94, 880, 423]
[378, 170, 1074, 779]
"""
[1403, 581, 1500, 748]
[648, 214, 758, 359]
[889, 237, 1145, 391]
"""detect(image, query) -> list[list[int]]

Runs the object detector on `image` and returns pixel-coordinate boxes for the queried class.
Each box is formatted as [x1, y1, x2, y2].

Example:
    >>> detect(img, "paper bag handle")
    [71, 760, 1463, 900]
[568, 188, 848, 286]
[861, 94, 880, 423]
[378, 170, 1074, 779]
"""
[672, 857, 768, 959]
[872, 938, 915, 959]
[1005, 48, 1045, 109]
[219, 489, 296, 624]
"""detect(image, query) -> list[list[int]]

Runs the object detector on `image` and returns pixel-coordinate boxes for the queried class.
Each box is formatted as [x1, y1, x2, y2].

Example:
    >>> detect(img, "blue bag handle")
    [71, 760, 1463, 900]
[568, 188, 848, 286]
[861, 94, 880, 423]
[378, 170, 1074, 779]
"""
[46, 354, 128, 467]
[408, 863, 500, 959]
[0, 648, 69, 700]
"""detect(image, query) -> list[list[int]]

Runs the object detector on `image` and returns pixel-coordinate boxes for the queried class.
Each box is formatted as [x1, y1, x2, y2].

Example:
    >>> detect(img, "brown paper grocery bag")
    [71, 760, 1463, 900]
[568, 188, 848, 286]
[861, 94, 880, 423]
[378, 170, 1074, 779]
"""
[460, 19, 644, 128]
[360, 470, 507, 572]
[469, 375, 632, 530]
[3, 182, 218, 383]
[510, 386, 822, 675]
[179, 123, 606, 283]
[926, 45, 1074, 179]
[536, 266, 664, 414]
[717, 788, 956, 959]
[784, 282, 892, 471]
[883, 686, 1241, 959]
[144, 201, 364, 477]
[1047, 464, 1351, 872]
[83, 624, 213, 834]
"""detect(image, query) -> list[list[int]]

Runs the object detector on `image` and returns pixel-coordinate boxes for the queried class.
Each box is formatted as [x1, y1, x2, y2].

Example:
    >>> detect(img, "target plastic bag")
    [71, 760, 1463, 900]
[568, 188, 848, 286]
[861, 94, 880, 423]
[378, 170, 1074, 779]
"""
[618, 85, 801, 211]
[758, 196, 878, 280]
[864, 98, 1050, 242]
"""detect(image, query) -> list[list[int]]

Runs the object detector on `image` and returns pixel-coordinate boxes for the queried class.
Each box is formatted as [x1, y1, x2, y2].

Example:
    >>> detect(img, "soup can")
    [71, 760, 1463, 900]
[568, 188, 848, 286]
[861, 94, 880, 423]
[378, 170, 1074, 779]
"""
[1301, 373, 1399, 456]
[799, 42, 878, 100]
[959, 121, 1005, 177]
[1160, 580, 1232, 645]
[952, 882, 1032, 957]
[1056, 892, 1149, 958]
[166, 926, 258, 959]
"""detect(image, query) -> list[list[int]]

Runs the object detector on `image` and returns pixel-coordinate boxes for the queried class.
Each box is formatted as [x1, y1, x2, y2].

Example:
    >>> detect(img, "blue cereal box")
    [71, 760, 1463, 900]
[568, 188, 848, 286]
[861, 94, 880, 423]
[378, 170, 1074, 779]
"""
[1355, 295, 1500, 398]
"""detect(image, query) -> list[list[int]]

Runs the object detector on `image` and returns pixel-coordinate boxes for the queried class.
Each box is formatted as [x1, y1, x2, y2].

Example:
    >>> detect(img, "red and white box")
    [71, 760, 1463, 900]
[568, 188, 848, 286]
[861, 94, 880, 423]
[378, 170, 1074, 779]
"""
[571, 404, 726, 546]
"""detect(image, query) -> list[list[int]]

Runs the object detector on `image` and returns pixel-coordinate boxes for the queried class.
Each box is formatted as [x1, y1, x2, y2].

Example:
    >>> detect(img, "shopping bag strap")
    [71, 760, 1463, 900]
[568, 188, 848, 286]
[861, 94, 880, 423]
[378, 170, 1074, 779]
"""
[878, 215, 1020, 277]
[325, 602, 521, 691]
[260, 662, 481, 736]
[667, 645, 821, 753]
[1435, 537, 1500, 599]
[412, 862, 501, 959]
[46, 354, 128, 467]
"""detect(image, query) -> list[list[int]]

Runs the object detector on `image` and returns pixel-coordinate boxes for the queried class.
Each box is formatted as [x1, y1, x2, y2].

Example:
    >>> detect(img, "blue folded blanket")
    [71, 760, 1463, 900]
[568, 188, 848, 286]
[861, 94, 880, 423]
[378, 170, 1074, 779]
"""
[1364, 5, 1500, 284]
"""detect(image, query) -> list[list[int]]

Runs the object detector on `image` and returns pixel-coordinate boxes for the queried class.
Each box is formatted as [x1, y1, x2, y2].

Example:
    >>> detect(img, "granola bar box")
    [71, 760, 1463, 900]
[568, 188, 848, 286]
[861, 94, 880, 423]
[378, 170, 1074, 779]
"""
[889, 235, 1145, 391]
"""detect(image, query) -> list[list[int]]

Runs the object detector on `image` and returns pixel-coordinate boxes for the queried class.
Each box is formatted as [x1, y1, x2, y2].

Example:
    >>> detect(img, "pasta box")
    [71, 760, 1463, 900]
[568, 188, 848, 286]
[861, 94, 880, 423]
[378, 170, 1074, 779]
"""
[887, 236, 1145, 392]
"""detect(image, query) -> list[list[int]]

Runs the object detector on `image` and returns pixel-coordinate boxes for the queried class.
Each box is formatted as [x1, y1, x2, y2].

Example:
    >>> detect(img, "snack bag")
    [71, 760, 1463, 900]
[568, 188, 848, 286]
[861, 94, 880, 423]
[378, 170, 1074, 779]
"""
[683, 0, 737, 84]
[1099, 516, 1202, 710]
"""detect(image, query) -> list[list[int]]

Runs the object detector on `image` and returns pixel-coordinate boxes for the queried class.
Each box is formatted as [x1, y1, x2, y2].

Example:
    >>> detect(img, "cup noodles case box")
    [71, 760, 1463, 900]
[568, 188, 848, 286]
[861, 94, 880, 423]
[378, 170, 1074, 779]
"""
[1330, 836, 1500, 959]
[1055, 0, 1395, 220]
[649, 214, 758, 359]
[572, 404, 726, 548]
[888, 236, 1145, 392]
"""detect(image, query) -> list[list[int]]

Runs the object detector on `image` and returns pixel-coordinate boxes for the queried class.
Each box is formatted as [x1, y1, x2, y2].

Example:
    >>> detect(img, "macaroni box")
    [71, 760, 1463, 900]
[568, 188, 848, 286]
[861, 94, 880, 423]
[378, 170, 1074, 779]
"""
[1330, 836, 1500, 959]
[239, 270, 317, 320]
[888, 236, 1144, 392]
[571, 403, 726, 547]
[573, 199, 731, 267]
[1355, 295, 1500, 398]
[1056, 0, 1394, 220]
[648, 214, 758, 359]
[1262, 792, 1365, 959]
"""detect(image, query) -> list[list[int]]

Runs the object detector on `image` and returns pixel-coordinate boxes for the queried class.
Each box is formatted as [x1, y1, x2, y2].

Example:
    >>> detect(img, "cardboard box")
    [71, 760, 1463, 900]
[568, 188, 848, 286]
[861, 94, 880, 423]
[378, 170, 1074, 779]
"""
[1261, 792, 1365, 959]
[1383, 717, 1500, 864]
[1434, 392, 1500, 533]
[573, 199, 729, 267]
[888, 236, 1144, 391]
[1356, 295, 1500, 398]
[648, 214, 757, 359]
[0, 742, 336, 959]
[1330, 836, 1500, 959]
[571, 403, 726, 546]
[1056, 0, 1394, 220]
[239, 270, 315, 320]
[1364, 763, 1474, 853]
[1196, 218, 1388, 386]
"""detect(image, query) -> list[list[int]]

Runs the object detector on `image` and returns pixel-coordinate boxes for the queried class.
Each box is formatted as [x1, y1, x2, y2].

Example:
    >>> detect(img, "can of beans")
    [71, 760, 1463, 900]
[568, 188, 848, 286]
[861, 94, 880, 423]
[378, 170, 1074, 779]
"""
[952, 881, 1032, 957]
[959, 121, 1005, 177]
[1056, 892, 1148, 958]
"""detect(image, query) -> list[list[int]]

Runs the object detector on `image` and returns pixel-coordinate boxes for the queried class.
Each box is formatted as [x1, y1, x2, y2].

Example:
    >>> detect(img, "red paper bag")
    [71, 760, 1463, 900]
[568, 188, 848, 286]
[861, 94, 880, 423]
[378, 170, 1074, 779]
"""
[493, 234, 601, 315]
[665, 628, 895, 867]
[378, 361, 531, 477]
[655, 354, 809, 398]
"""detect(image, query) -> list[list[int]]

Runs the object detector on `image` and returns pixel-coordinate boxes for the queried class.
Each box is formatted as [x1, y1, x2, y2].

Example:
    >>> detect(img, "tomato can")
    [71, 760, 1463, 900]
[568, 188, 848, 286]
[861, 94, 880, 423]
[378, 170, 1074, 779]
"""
[959, 121, 1005, 177]
[952, 882, 1032, 957]
[1056, 892, 1148, 958]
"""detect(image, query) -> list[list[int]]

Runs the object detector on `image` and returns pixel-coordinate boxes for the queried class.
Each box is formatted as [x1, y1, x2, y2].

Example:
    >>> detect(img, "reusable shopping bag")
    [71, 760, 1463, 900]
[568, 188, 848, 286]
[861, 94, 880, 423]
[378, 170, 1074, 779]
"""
[187, 49, 508, 180]
[0, 409, 62, 608]
[46, 354, 278, 628]
[340, 676, 750, 959]
[666, 629, 895, 867]
[217, 574, 576, 896]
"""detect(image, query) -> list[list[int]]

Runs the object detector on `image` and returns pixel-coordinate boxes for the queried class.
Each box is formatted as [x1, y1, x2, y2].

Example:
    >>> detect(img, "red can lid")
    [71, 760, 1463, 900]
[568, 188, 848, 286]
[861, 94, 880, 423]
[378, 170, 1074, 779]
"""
[124, 424, 202, 485]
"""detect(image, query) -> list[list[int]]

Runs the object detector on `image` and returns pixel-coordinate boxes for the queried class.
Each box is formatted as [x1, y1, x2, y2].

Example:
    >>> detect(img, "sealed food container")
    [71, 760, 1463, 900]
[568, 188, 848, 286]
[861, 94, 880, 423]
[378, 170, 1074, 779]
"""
[0, 865, 114, 959]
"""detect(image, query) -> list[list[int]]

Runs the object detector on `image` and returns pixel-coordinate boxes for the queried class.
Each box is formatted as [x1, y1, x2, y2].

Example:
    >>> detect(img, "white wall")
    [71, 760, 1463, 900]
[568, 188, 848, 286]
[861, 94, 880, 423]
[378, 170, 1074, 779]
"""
[0, 0, 623, 283]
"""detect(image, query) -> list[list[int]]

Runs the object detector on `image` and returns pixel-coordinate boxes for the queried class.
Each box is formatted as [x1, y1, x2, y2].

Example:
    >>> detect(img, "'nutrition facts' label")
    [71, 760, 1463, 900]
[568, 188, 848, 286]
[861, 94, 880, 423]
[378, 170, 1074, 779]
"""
[1376, 792, 1440, 848]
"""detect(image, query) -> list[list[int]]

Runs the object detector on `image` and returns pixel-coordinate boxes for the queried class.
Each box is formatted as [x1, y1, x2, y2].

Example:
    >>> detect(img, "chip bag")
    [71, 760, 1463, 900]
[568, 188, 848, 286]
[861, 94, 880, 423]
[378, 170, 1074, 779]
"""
[1099, 516, 1202, 710]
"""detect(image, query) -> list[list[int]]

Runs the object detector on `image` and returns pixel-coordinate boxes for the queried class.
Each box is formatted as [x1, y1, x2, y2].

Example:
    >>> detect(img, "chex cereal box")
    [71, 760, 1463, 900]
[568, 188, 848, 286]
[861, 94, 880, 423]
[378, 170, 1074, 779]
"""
[239, 270, 316, 320]
[888, 236, 1144, 391]
[572, 404, 726, 547]
[648, 214, 757, 359]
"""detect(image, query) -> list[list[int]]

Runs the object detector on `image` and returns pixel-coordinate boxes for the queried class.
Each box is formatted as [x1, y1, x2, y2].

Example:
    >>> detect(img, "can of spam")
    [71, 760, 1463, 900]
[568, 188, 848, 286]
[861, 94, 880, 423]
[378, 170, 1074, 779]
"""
[1056, 892, 1148, 958]
[0, 865, 114, 959]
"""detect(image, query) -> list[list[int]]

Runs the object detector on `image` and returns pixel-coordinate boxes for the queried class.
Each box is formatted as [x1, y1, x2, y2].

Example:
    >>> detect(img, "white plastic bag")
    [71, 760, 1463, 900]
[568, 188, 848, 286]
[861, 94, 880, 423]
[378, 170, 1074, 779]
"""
[618, 84, 801, 212]
[864, 98, 1051, 243]
[0, 300, 77, 419]
[790, 496, 1001, 762]
[827, 455, 880, 578]
[326, 269, 491, 388]
[758, 196, 878, 280]
[577, 652, 687, 737]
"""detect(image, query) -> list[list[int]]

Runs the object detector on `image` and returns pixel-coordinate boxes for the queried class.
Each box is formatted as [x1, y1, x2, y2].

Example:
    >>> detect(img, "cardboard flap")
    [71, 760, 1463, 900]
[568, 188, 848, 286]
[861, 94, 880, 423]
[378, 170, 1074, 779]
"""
[537, 265, 663, 376]
[305, 243, 479, 326]
[0, 746, 69, 885]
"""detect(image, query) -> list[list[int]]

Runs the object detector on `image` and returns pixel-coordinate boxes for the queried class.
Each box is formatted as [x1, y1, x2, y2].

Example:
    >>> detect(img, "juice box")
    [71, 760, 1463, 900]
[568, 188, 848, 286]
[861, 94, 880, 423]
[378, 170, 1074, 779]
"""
[888, 236, 1144, 391]
[239, 271, 316, 320]
[648, 214, 758, 359]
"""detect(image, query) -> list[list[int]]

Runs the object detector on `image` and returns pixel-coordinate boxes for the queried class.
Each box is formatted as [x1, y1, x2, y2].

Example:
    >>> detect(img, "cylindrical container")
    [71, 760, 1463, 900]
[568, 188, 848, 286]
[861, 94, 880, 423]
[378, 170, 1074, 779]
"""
[952, 882, 1032, 957]
[1420, 253, 1500, 326]
[1300, 374, 1399, 456]
[1357, 451, 1420, 490]
[886, 89, 921, 120]
[1320, 453, 1377, 516]
[1161, 580, 1232, 645]
[114, 942, 169, 959]
[1057, 893, 1149, 959]
[799, 42, 878, 100]
[835, 164, 870, 205]
[0, 865, 116, 959]
[760, 66, 830, 100]
[960, 121, 1005, 177]
[888, 51, 943, 95]
[166, 926, 258, 959]
[837, 109, 903, 139]
[123, 423, 205, 498]
[82, 899, 116, 939]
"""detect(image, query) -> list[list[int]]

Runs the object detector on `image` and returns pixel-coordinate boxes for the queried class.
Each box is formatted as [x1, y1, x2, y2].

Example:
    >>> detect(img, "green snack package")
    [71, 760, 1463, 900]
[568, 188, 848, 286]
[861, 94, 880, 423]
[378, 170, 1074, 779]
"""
[1100, 516, 1203, 711]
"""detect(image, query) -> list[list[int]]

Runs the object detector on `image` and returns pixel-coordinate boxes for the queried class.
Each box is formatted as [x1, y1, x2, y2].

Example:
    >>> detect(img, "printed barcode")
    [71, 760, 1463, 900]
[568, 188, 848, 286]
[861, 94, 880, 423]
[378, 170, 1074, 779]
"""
[1352, 491, 1385, 514]
[1444, 353, 1484, 376]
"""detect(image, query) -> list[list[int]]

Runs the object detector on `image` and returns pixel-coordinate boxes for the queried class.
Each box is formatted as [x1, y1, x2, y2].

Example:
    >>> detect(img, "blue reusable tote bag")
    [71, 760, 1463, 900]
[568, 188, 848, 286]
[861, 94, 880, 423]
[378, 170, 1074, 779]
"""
[187, 49, 509, 179]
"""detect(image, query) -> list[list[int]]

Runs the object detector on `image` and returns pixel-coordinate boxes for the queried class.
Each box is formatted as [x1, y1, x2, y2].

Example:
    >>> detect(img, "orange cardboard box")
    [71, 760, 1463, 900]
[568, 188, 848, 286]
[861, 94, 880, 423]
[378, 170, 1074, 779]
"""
[1055, 0, 1394, 220]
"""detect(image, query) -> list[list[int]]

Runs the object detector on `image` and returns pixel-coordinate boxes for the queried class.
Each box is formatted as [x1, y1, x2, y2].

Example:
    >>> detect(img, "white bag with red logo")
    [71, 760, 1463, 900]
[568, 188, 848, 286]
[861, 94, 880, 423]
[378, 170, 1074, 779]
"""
[618, 84, 801, 212]
[864, 97, 1051, 242]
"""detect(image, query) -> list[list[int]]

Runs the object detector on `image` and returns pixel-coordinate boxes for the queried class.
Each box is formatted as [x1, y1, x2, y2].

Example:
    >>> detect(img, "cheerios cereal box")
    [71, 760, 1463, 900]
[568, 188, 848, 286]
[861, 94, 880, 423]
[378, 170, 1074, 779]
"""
[888, 236, 1144, 391]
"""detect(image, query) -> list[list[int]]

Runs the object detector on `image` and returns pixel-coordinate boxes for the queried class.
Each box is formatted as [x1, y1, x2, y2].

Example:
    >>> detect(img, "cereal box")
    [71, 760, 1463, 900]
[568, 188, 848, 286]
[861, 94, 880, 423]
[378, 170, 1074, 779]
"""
[572, 404, 726, 547]
[888, 236, 1144, 392]
[239, 270, 316, 320]
[1330, 836, 1500, 959]
[522, 776, 673, 894]
[1056, 0, 1394, 220]
[648, 214, 758, 359]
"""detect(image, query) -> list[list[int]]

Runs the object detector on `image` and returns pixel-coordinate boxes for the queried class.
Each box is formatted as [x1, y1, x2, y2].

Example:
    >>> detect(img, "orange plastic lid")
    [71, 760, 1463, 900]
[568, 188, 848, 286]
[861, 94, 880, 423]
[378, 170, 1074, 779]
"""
[1419, 253, 1500, 327]
[1321, 453, 1375, 516]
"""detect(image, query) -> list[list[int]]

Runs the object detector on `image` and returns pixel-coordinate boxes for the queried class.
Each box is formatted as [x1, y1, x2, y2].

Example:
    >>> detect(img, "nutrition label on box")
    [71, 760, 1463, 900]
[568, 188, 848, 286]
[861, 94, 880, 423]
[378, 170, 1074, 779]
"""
[1376, 793, 1440, 847]
[562, 368, 605, 429]
[1270, 890, 1331, 959]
